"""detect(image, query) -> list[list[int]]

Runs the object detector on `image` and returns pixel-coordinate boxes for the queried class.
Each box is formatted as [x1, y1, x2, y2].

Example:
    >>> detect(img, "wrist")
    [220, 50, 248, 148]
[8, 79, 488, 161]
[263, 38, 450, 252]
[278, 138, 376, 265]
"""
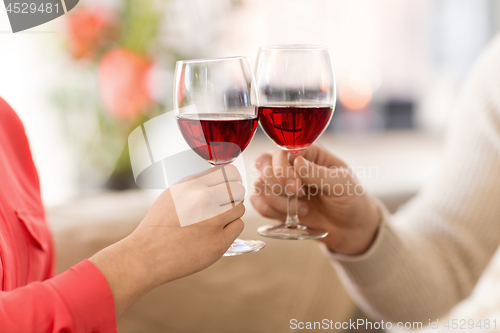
[325, 198, 381, 255]
[90, 235, 155, 316]
[121, 233, 158, 288]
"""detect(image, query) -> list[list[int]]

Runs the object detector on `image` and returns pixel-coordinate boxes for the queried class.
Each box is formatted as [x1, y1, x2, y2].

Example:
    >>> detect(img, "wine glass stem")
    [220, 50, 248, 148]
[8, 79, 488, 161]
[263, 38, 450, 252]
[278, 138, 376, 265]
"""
[285, 152, 300, 227]
[213, 164, 236, 251]
[212, 164, 236, 208]
[286, 192, 300, 226]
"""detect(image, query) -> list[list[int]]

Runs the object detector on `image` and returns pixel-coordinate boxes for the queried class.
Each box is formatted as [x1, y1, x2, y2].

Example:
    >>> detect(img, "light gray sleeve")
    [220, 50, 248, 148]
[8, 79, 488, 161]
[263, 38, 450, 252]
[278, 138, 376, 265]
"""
[323, 34, 500, 323]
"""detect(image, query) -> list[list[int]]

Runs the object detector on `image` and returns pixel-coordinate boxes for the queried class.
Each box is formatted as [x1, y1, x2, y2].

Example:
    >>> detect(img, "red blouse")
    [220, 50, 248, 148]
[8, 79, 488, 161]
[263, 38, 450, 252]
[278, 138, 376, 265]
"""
[0, 98, 117, 332]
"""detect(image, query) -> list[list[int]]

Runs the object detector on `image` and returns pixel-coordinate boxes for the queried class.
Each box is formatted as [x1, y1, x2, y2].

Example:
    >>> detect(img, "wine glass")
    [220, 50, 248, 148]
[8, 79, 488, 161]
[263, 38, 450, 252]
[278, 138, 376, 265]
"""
[174, 56, 265, 256]
[255, 46, 336, 240]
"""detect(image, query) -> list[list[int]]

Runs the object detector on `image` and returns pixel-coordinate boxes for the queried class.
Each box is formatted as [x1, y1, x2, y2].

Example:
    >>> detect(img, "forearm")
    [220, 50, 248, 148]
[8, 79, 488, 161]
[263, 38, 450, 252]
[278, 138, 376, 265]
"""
[324, 33, 500, 322]
[89, 234, 155, 317]
[324, 204, 489, 323]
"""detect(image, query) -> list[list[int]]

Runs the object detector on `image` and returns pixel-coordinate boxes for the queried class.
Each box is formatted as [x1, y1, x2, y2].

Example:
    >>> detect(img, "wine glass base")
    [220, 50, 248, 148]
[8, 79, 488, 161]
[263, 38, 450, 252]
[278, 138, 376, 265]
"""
[223, 238, 266, 256]
[257, 224, 328, 240]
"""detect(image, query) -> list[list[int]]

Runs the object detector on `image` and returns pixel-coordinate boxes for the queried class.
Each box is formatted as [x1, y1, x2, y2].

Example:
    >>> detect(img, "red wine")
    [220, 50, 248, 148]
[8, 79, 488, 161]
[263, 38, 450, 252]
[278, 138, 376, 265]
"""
[258, 105, 333, 151]
[177, 114, 258, 165]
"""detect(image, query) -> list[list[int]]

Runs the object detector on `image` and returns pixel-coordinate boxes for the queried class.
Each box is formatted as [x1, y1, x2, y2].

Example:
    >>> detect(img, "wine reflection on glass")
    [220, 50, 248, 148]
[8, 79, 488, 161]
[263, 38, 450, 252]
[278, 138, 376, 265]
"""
[174, 56, 265, 256]
[255, 46, 336, 240]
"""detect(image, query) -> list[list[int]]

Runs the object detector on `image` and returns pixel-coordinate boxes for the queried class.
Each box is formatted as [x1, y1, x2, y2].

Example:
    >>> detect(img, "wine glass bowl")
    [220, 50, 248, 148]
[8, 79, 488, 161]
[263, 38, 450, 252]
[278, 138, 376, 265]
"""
[176, 113, 258, 165]
[174, 56, 265, 256]
[175, 57, 258, 166]
[257, 104, 333, 153]
[255, 45, 336, 240]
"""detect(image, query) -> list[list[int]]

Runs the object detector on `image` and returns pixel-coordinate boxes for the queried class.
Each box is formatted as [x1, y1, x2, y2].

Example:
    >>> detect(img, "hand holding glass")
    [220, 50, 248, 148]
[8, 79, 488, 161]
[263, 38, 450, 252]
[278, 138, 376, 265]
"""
[174, 56, 265, 256]
[255, 46, 336, 240]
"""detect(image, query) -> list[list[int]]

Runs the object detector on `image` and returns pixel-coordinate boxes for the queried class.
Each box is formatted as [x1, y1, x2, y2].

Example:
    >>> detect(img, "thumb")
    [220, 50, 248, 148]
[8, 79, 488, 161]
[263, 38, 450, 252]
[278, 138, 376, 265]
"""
[294, 155, 352, 188]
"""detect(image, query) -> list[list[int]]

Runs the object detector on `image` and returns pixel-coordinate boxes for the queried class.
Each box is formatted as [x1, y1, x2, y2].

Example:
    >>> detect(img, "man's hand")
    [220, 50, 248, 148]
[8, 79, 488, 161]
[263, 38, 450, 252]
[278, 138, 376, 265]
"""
[250, 144, 380, 255]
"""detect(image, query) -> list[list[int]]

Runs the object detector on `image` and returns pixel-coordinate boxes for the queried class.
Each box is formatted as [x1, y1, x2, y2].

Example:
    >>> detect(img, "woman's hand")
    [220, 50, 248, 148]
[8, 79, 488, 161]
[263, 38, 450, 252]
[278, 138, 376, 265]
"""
[90, 165, 245, 316]
[250, 144, 380, 256]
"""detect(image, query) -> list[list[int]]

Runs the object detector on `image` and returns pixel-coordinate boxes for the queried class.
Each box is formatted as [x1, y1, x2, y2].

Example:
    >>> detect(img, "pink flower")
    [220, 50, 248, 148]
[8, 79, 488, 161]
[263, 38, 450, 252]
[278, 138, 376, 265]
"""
[67, 8, 116, 59]
[99, 49, 153, 121]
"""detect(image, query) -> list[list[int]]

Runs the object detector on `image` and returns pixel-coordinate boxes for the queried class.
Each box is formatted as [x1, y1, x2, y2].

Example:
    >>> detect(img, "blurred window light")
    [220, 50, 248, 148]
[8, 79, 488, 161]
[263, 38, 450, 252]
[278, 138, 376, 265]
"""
[339, 77, 372, 111]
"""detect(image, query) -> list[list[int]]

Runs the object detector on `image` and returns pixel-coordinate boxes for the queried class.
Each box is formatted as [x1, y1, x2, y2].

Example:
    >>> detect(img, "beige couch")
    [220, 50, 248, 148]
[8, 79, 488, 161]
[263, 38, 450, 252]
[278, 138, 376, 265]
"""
[48, 190, 412, 333]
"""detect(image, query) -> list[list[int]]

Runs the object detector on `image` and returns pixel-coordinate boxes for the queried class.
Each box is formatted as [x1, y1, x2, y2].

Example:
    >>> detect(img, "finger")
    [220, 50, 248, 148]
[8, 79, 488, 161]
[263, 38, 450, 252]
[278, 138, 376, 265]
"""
[210, 181, 246, 206]
[216, 201, 246, 225]
[222, 218, 245, 244]
[174, 166, 214, 185]
[253, 152, 272, 171]
[251, 180, 309, 216]
[201, 201, 245, 228]
[220, 200, 244, 210]
[251, 179, 292, 213]
[299, 144, 348, 168]
[203, 164, 243, 187]
[272, 148, 302, 194]
[250, 193, 287, 220]
[294, 155, 353, 188]
[253, 153, 283, 190]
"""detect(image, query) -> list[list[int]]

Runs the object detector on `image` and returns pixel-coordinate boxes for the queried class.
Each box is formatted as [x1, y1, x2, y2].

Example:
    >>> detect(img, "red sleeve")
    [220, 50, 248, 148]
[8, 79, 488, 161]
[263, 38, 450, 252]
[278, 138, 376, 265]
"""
[0, 260, 117, 333]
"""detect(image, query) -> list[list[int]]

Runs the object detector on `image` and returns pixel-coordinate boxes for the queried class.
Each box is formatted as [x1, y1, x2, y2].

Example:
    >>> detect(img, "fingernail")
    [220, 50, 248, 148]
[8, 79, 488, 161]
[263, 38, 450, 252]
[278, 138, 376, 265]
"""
[295, 155, 305, 166]
[298, 206, 309, 216]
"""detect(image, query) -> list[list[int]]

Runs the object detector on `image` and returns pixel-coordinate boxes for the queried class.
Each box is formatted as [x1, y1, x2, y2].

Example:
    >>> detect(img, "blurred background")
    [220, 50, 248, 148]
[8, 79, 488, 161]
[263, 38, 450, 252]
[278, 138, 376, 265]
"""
[2, 1, 500, 332]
